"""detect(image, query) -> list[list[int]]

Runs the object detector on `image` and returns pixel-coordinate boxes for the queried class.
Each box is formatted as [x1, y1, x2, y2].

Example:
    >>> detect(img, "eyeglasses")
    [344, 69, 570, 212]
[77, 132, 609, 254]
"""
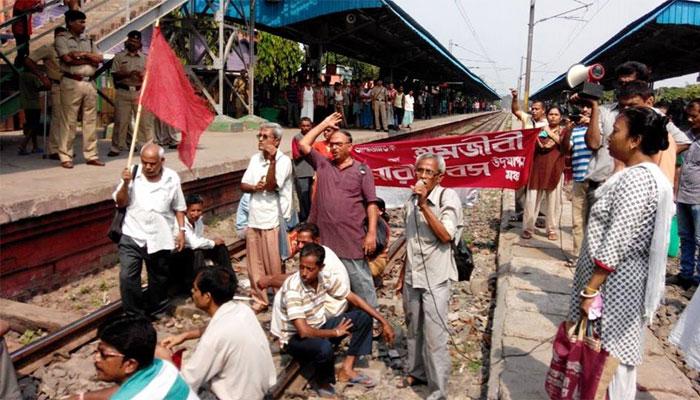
[328, 142, 350, 148]
[256, 134, 275, 141]
[415, 167, 438, 177]
[95, 348, 125, 360]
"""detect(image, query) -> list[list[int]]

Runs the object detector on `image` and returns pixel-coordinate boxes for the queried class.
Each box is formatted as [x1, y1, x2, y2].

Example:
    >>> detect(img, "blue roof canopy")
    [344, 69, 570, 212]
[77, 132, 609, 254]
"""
[532, 0, 700, 100]
[191, 0, 499, 99]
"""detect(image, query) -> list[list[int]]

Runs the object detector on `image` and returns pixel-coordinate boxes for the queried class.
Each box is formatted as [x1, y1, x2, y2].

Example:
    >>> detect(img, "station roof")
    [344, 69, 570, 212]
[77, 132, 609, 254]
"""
[532, 0, 700, 100]
[192, 0, 499, 99]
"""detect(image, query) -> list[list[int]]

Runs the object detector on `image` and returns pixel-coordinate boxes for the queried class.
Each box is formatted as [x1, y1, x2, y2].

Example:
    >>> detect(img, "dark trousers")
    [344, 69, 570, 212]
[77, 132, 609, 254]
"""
[286, 309, 372, 385]
[287, 102, 299, 127]
[394, 106, 404, 126]
[13, 34, 29, 67]
[295, 177, 313, 222]
[118, 235, 171, 317]
[170, 244, 232, 292]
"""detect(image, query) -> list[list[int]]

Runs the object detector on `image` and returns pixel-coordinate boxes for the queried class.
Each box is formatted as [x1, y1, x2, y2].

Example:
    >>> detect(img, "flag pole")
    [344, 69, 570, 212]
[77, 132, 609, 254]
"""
[126, 19, 159, 169]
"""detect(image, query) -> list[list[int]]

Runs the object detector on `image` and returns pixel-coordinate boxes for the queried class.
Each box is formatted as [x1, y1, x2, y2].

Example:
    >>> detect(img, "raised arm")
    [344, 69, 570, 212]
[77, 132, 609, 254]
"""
[298, 113, 342, 155]
[585, 100, 603, 151]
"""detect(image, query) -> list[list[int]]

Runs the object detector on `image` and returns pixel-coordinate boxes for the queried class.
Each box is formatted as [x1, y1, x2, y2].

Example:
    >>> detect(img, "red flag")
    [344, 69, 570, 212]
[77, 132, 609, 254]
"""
[140, 26, 214, 169]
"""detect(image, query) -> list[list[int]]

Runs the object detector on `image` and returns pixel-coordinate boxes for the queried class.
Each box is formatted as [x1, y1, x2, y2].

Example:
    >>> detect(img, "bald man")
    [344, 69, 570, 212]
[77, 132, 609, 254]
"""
[113, 144, 187, 317]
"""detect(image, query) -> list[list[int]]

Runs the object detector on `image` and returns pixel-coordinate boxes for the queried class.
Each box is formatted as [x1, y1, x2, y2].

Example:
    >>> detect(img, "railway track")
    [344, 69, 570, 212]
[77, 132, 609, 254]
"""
[8, 111, 511, 398]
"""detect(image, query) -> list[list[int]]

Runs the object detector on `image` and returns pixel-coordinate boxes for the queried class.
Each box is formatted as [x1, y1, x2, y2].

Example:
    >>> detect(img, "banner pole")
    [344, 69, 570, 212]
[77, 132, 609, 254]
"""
[126, 19, 159, 169]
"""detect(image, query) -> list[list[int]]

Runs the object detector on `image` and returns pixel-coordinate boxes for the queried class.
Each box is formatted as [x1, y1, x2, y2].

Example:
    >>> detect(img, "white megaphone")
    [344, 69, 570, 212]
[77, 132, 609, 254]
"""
[566, 63, 606, 100]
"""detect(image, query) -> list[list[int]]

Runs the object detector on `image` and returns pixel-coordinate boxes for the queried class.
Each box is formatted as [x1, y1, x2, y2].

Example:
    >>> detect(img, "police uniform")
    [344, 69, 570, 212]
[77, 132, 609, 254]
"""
[28, 34, 66, 156]
[55, 31, 100, 163]
[110, 49, 153, 154]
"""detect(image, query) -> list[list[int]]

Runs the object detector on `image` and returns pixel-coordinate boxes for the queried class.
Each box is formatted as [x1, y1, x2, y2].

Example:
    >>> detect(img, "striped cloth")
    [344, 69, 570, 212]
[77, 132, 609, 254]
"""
[571, 125, 593, 182]
[111, 359, 199, 400]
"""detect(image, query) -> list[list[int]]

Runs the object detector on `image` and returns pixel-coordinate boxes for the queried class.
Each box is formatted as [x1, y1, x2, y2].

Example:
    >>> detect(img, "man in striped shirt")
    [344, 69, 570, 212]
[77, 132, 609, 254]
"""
[70, 316, 198, 400]
[570, 104, 593, 258]
[272, 243, 395, 397]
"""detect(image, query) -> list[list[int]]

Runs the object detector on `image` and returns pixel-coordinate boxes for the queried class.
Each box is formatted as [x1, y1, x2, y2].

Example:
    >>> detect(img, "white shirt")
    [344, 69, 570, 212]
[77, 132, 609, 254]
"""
[403, 94, 415, 112]
[181, 302, 277, 400]
[112, 166, 186, 254]
[184, 218, 214, 250]
[241, 149, 293, 229]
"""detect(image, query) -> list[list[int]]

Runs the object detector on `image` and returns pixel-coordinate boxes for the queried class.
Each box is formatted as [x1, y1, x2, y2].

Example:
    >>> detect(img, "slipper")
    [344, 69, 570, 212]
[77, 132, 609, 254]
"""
[315, 386, 336, 398]
[521, 230, 532, 240]
[346, 373, 376, 388]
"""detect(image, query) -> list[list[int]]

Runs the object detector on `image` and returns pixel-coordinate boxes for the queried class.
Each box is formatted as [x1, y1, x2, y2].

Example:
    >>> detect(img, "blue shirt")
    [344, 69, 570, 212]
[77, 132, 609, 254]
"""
[571, 125, 593, 182]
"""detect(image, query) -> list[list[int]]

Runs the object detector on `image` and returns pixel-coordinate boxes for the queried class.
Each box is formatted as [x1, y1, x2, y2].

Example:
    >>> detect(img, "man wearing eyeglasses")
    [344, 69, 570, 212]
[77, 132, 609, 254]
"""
[297, 113, 380, 308]
[395, 152, 461, 399]
[67, 316, 198, 400]
[240, 122, 293, 313]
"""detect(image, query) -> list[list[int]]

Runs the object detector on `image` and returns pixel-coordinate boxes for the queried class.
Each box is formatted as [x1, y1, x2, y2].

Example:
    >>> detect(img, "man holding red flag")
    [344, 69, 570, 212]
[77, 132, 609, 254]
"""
[140, 24, 214, 169]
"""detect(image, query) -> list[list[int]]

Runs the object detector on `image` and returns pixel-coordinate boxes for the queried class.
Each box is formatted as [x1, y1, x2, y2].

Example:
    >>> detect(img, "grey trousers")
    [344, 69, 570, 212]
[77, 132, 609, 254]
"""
[403, 280, 451, 399]
[341, 258, 378, 307]
[0, 339, 21, 400]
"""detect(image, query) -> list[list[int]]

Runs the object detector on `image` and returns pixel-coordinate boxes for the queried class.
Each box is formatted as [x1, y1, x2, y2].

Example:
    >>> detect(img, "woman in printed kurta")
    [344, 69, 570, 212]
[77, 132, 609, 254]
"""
[567, 106, 674, 400]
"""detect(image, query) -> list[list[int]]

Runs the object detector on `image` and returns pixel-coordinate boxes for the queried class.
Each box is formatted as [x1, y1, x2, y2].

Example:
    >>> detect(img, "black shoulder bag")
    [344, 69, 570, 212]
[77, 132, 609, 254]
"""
[107, 165, 138, 244]
[358, 163, 388, 259]
[439, 188, 474, 281]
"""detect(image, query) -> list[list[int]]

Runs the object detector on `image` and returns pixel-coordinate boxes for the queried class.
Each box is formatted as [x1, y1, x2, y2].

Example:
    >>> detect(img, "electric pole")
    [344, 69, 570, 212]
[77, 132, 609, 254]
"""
[523, 0, 535, 111]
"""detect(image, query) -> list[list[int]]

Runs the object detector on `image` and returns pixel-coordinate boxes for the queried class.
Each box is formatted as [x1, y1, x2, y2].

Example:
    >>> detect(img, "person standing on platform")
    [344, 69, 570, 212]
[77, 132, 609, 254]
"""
[240, 123, 293, 313]
[402, 89, 415, 129]
[569, 104, 593, 259]
[300, 80, 314, 122]
[113, 143, 187, 318]
[286, 78, 300, 127]
[396, 152, 461, 399]
[55, 9, 104, 169]
[24, 27, 67, 160]
[393, 85, 405, 128]
[291, 117, 314, 222]
[161, 267, 276, 400]
[360, 82, 373, 129]
[669, 99, 700, 289]
[11, 0, 43, 66]
[232, 70, 248, 118]
[333, 82, 348, 128]
[298, 113, 380, 308]
[108, 30, 153, 157]
[153, 117, 179, 149]
[521, 105, 571, 241]
[313, 79, 327, 124]
[108, 31, 148, 153]
[386, 83, 397, 129]
[16, 69, 43, 155]
[370, 79, 388, 132]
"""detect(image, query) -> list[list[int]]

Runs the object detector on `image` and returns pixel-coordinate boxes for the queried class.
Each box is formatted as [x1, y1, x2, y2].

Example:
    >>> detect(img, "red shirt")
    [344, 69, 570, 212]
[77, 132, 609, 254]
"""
[12, 0, 43, 36]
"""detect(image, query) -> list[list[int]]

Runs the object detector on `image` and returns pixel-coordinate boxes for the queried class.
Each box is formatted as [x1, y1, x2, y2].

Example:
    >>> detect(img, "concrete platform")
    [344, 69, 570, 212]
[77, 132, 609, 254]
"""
[488, 190, 700, 400]
[0, 113, 492, 298]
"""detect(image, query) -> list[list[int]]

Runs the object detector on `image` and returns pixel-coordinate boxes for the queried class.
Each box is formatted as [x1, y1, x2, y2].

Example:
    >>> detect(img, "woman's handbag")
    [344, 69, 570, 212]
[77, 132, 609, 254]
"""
[545, 317, 619, 400]
[107, 165, 138, 244]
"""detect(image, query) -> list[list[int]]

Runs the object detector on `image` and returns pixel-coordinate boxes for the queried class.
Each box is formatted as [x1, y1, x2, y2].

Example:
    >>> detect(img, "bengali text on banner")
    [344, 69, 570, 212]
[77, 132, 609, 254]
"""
[352, 128, 539, 189]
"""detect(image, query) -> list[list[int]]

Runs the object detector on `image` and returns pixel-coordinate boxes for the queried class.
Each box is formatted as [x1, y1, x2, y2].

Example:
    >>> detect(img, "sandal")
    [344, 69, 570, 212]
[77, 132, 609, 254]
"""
[337, 370, 377, 388]
[521, 230, 532, 240]
[548, 231, 558, 241]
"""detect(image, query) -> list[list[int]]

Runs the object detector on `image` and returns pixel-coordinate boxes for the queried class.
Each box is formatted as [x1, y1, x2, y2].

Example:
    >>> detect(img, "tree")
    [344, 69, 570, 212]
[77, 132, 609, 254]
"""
[325, 52, 379, 81]
[655, 84, 700, 102]
[255, 31, 304, 88]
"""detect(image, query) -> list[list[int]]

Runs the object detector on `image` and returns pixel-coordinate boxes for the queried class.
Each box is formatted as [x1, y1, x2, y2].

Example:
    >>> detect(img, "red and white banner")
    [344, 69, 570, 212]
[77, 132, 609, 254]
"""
[352, 128, 539, 189]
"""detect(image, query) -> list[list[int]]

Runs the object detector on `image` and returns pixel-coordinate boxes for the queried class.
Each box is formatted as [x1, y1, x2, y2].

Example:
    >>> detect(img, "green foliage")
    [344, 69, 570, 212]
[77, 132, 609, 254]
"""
[655, 84, 700, 102]
[255, 31, 304, 88]
[325, 52, 380, 81]
[19, 329, 44, 345]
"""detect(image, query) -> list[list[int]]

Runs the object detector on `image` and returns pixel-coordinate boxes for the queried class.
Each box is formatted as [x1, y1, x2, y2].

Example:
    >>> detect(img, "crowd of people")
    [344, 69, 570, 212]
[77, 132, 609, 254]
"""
[262, 77, 494, 131]
[511, 60, 700, 399]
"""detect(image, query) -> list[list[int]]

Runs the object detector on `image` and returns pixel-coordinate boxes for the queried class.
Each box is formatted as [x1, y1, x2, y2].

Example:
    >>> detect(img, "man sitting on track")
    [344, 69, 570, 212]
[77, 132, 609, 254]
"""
[271, 243, 395, 398]
[68, 315, 198, 400]
[160, 267, 276, 400]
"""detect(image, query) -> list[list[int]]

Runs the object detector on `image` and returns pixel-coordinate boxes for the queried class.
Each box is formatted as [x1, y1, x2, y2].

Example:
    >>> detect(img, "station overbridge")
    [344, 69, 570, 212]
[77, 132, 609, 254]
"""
[532, 0, 700, 100]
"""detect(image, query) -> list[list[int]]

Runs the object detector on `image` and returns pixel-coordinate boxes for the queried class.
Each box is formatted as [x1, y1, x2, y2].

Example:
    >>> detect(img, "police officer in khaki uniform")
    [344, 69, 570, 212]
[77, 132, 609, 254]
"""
[24, 27, 69, 160]
[55, 9, 104, 169]
[108, 30, 153, 157]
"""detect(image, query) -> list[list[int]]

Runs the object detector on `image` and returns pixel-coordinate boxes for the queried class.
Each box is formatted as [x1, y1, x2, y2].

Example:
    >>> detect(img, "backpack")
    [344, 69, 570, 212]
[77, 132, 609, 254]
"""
[439, 188, 474, 282]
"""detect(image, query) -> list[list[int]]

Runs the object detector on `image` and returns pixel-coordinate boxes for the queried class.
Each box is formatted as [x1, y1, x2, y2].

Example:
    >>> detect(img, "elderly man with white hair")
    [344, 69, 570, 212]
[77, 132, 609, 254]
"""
[113, 143, 187, 317]
[240, 123, 293, 313]
[395, 152, 461, 399]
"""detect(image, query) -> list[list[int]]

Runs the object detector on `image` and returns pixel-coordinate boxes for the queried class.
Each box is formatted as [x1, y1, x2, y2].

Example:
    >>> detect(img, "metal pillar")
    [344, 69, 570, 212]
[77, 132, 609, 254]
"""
[248, 0, 255, 116]
[523, 0, 535, 111]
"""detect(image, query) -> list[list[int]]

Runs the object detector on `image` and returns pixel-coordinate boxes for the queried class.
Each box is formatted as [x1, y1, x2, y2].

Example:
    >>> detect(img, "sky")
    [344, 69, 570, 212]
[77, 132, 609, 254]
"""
[395, 0, 698, 96]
